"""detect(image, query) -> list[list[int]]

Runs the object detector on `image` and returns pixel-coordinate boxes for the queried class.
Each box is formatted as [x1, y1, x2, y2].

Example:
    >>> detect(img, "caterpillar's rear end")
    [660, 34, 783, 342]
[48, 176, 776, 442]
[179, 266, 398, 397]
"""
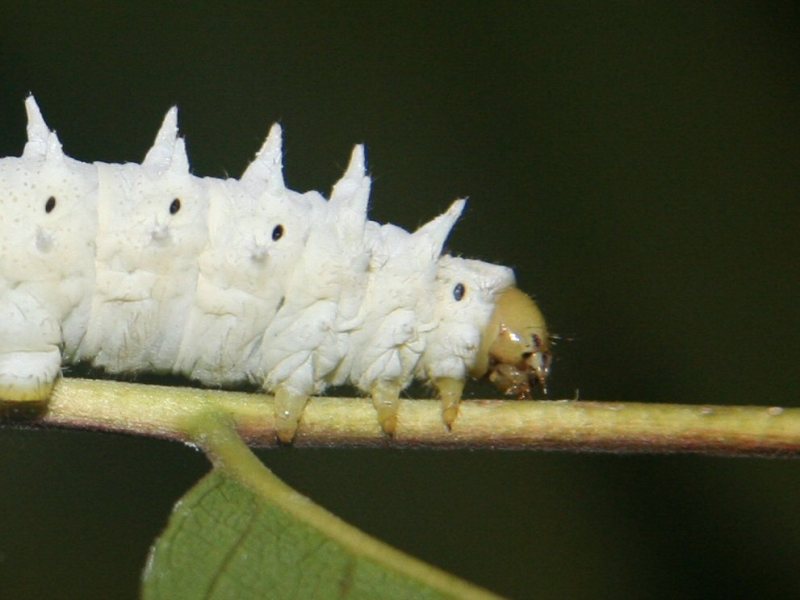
[0, 96, 550, 442]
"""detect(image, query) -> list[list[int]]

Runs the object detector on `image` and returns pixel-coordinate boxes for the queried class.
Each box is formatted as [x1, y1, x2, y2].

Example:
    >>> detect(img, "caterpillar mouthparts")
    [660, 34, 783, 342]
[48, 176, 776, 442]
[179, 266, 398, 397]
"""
[0, 95, 550, 442]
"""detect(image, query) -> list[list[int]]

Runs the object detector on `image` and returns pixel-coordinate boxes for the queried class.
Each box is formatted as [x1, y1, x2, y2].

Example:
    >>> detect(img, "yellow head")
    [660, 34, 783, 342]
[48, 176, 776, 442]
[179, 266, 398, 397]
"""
[471, 287, 551, 397]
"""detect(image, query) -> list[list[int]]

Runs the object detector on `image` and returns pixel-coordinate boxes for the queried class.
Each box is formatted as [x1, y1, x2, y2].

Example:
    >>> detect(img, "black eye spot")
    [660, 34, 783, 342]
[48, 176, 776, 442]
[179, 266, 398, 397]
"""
[272, 224, 284, 241]
[45, 196, 56, 213]
[453, 282, 465, 301]
[169, 198, 181, 214]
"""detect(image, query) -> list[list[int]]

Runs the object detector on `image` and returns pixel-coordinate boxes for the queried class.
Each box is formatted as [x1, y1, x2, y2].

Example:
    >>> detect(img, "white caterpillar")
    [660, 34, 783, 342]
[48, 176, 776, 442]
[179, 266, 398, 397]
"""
[0, 96, 550, 440]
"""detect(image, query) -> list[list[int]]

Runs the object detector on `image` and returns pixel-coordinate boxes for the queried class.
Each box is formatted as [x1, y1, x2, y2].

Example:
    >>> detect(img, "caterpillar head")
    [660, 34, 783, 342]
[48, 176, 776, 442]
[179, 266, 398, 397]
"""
[472, 286, 551, 397]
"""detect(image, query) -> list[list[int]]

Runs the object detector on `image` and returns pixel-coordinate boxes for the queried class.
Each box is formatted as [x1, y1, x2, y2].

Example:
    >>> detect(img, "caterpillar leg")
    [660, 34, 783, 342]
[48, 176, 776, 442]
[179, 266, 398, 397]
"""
[0, 349, 61, 402]
[273, 386, 310, 444]
[371, 380, 402, 435]
[434, 377, 465, 428]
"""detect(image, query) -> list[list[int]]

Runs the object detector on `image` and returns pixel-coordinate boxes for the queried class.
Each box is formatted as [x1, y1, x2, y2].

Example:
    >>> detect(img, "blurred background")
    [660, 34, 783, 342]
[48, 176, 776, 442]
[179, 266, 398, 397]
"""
[1, 3, 798, 598]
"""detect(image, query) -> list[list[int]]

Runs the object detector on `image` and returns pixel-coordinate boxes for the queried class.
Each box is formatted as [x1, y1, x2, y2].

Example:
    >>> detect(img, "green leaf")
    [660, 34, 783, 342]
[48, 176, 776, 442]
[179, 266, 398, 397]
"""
[142, 414, 500, 599]
[144, 471, 441, 598]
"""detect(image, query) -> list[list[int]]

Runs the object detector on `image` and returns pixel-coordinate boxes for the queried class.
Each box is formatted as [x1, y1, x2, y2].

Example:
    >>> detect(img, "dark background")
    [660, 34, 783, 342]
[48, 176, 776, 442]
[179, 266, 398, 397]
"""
[1, 3, 799, 599]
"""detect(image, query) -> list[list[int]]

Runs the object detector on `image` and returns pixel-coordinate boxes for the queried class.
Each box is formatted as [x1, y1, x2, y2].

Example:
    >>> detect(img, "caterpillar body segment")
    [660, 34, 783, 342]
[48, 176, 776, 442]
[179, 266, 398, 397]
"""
[0, 99, 98, 400]
[0, 96, 551, 441]
[78, 117, 209, 373]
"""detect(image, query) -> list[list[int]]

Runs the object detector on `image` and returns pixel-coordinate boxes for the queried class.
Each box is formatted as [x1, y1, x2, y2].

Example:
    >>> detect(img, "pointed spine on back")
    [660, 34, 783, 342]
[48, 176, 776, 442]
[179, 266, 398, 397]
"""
[142, 107, 180, 173]
[330, 145, 367, 206]
[328, 145, 370, 241]
[412, 198, 465, 261]
[167, 137, 190, 175]
[240, 123, 284, 195]
[23, 95, 64, 163]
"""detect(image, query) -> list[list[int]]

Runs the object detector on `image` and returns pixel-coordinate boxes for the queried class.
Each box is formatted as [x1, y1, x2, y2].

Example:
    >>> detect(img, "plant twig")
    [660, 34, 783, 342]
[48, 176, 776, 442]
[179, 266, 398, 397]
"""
[5, 377, 799, 457]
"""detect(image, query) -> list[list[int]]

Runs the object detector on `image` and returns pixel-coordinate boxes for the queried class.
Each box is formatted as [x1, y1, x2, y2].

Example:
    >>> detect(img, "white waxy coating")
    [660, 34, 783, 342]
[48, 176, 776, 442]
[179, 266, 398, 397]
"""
[256, 145, 371, 396]
[0, 98, 97, 399]
[419, 255, 515, 382]
[77, 110, 208, 372]
[334, 199, 465, 392]
[0, 96, 523, 432]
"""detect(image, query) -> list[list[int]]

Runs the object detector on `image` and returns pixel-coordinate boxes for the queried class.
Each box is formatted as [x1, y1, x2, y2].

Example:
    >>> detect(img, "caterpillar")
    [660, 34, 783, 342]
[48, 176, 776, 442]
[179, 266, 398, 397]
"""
[0, 96, 550, 441]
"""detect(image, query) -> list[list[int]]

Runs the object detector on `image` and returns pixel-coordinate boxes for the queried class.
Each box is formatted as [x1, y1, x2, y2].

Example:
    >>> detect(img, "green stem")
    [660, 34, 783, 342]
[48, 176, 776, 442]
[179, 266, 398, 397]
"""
[191, 410, 500, 600]
[6, 377, 799, 456]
